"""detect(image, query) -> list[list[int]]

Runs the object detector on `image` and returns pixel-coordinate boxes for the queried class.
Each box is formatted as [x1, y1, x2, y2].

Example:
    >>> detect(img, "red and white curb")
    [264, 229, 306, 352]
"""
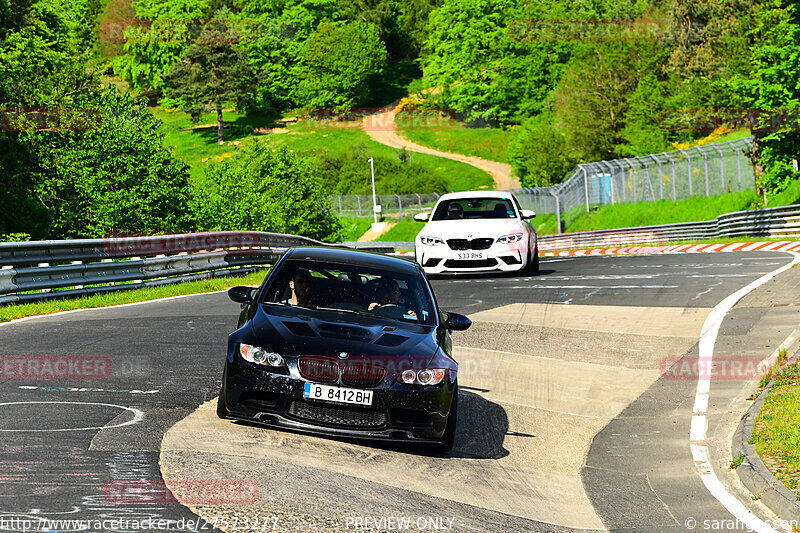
[541, 241, 800, 257]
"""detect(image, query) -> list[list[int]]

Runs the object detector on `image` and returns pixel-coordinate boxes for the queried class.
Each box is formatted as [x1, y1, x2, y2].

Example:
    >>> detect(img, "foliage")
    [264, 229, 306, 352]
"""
[194, 142, 342, 241]
[295, 20, 387, 109]
[0, 2, 194, 239]
[313, 142, 448, 195]
[163, 23, 255, 142]
[508, 114, 577, 187]
[31, 88, 194, 238]
[725, 0, 800, 194]
[113, 0, 220, 93]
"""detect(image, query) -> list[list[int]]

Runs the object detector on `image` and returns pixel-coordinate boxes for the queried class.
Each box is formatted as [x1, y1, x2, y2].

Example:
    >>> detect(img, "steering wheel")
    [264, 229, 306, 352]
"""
[372, 303, 407, 319]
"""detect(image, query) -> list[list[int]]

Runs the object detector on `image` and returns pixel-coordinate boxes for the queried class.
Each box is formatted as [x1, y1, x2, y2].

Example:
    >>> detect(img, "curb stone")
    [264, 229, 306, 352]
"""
[733, 355, 800, 522]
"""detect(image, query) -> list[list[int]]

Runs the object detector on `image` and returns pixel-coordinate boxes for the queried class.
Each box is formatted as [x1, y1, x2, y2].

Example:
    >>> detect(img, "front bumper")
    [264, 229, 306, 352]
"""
[415, 242, 530, 274]
[222, 358, 455, 443]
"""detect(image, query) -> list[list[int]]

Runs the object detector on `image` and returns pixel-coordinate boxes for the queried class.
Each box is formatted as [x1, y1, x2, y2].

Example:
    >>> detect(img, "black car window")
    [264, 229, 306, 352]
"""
[262, 259, 435, 325]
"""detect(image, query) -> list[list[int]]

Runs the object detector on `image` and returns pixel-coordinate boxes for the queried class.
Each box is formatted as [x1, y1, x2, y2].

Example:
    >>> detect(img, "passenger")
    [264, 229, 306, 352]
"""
[282, 269, 314, 307]
[368, 279, 417, 319]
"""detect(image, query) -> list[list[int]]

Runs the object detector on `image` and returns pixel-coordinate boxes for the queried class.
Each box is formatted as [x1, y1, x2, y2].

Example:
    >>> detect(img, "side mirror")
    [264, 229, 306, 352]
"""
[442, 312, 472, 331]
[228, 286, 255, 304]
[520, 209, 536, 219]
[413, 212, 430, 222]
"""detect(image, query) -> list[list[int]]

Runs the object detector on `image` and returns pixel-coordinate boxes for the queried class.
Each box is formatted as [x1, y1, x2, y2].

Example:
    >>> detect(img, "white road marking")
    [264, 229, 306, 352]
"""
[0, 401, 144, 432]
[689, 251, 800, 532]
[0, 290, 227, 328]
[506, 285, 680, 289]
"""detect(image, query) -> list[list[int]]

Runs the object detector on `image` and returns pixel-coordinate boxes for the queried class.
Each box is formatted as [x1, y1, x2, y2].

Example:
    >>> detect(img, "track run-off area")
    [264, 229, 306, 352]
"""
[2, 251, 800, 532]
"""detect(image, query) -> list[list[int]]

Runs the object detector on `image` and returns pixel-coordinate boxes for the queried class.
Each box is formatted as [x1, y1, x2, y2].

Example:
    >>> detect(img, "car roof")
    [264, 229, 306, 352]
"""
[285, 247, 420, 275]
[436, 191, 517, 201]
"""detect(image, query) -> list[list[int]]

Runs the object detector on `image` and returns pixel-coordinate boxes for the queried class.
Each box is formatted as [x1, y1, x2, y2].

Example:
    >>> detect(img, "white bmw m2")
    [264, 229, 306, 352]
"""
[414, 191, 538, 275]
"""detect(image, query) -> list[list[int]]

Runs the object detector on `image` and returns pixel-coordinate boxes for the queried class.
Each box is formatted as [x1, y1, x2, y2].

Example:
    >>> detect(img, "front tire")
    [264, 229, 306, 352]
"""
[522, 245, 539, 275]
[216, 366, 229, 419]
[436, 382, 458, 452]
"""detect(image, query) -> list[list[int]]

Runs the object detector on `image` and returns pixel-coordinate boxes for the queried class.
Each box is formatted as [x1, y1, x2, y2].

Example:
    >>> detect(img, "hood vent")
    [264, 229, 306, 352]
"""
[318, 323, 371, 342]
[282, 321, 317, 337]
[374, 333, 408, 347]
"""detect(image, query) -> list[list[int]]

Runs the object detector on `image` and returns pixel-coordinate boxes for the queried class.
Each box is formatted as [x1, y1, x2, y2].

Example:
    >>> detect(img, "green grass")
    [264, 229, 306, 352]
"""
[153, 108, 494, 192]
[0, 270, 269, 323]
[395, 111, 513, 163]
[339, 217, 373, 241]
[752, 362, 800, 495]
[534, 189, 762, 235]
[376, 219, 424, 243]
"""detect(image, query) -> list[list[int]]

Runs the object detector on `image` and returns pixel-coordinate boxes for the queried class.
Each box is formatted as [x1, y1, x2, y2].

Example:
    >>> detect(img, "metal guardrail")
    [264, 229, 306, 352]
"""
[538, 204, 800, 251]
[0, 232, 395, 306]
[3, 203, 798, 305]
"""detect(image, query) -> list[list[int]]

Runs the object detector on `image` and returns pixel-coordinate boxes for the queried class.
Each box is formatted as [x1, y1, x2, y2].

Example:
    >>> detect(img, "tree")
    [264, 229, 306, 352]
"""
[295, 20, 386, 109]
[164, 32, 254, 143]
[508, 114, 578, 187]
[32, 88, 194, 238]
[194, 142, 342, 241]
[725, 0, 800, 195]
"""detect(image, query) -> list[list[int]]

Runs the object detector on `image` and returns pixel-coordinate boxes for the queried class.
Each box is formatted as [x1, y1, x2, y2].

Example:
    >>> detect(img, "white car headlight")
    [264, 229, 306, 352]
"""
[420, 235, 445, 246]
[239, 343, 285, 367]
[497, 232, 524, 243]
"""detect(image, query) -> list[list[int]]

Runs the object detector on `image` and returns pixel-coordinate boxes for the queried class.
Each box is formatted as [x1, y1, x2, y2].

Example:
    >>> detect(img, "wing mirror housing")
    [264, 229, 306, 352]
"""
[442, 312, 472, 331]
[520, 209, 536, 219]
[228, 286, 255, 304]
[414, 212, 430, 222]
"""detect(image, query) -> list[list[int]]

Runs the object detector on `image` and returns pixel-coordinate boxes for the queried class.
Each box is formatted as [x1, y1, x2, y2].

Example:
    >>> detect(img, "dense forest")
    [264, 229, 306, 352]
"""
[1, 0, 799, 240]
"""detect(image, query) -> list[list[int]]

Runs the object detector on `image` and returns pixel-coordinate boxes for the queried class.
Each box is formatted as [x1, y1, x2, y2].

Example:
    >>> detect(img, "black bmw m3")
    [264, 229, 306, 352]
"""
[217, 247, 471, 452]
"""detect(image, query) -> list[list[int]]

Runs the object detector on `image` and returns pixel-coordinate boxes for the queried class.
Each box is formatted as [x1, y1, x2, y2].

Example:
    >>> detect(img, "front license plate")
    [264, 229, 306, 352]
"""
[303, 383, 373, 406]
[457, 252, 484, 260]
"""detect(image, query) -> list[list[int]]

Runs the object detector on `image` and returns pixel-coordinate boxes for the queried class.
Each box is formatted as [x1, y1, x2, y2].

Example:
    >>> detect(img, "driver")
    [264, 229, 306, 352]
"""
[282, 269, 314, 307]
[368, 279, 417, 320]
[447, 202, 463, 219]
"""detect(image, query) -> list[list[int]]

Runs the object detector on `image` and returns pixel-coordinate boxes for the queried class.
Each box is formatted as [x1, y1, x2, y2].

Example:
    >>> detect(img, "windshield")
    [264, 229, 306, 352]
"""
[261, 259, 435, 325]
[431, 197, 518, 221]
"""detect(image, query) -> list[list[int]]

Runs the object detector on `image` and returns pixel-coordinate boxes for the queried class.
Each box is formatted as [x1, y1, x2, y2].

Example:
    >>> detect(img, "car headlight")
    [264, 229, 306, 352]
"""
[496, 232, 524, 243]
[239, 343, 285, 367]
[398, 368, 447, 385]
[420, 235, 445, 246]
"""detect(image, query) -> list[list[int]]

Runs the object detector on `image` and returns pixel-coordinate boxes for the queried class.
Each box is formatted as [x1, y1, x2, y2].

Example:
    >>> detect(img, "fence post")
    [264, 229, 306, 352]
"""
[679, 149, 692, 196]
[727, 141, 743, 190]
[664, 153, 677, 200]
[356, 196, 362, 217]
[697, 146, 710, 197]
[651, 155, 663, 200]
[581, 165, 590, 211]
[637, 156, 655, 201]
[338, 196, 343, 216]
[415, 193, 422, 212]
[550, 189, 562, 233]
[711, 144, 724, 192]
[395, 194, 402, 217]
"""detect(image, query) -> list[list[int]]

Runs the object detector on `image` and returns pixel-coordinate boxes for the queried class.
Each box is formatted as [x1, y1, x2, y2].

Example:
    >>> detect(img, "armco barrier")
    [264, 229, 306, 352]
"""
[0, 232, 395, 306]
[538, 204, 800, 251]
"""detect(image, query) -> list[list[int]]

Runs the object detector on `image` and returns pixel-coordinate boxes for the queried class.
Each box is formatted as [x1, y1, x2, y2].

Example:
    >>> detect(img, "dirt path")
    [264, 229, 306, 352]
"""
[363, 107, 521, 191]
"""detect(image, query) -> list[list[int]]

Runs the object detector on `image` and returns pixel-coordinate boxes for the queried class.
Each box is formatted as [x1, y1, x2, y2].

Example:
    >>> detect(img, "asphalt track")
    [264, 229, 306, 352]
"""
[1, 251, 798, 532]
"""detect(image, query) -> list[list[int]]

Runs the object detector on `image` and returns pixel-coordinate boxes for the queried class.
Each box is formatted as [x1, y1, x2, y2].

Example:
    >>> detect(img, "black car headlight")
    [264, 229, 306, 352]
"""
[239, 343, 285, 367]
[398, 368, 447, 386]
